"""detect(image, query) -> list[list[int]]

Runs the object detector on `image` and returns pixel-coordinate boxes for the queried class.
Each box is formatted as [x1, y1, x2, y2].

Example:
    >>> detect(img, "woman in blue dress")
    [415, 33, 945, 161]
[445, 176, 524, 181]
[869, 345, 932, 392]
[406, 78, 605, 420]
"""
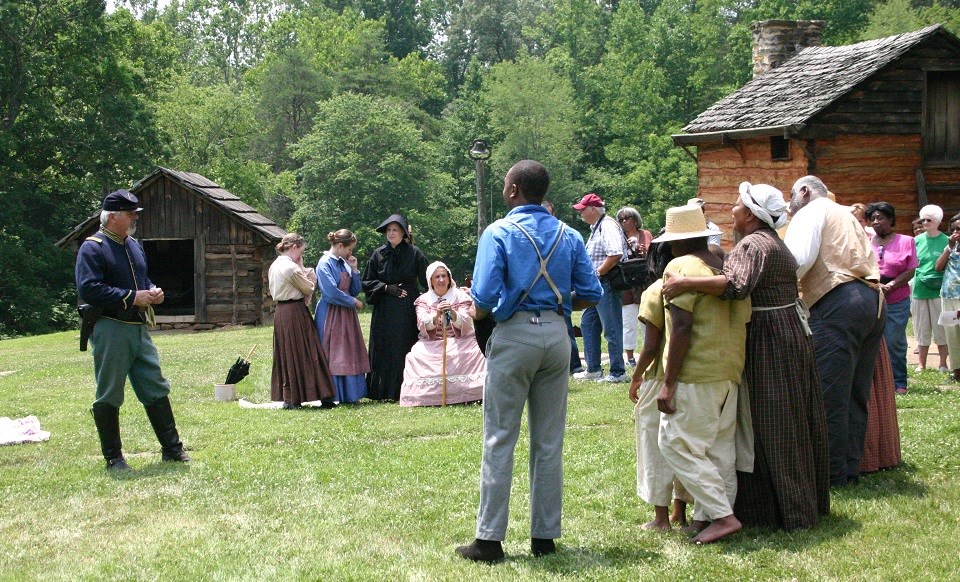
[315, 229, 370, 403]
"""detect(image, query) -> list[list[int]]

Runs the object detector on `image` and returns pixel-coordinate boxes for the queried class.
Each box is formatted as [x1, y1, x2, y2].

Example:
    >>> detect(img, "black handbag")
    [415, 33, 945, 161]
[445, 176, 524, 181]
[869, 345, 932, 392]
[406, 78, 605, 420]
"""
[599, 220, 653, 292]
[602, 257, 652, 292]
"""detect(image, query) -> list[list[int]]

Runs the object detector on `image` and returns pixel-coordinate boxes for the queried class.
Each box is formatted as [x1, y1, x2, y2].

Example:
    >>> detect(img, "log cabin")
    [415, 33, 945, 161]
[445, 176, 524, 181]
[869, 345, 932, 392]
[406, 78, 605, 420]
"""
[672, 21, 960, 245]
[58, 168, 287, 329]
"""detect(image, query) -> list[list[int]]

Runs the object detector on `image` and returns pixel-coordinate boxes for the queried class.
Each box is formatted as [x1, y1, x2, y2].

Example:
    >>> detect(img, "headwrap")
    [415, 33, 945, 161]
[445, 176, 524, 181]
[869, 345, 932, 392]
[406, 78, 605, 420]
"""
[739, 182, 789, 230]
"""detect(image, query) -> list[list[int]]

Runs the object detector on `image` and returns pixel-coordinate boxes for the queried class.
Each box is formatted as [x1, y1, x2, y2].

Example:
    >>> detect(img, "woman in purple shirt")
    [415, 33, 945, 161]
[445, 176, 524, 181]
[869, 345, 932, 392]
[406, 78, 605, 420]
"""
[867, 202, 918, 392]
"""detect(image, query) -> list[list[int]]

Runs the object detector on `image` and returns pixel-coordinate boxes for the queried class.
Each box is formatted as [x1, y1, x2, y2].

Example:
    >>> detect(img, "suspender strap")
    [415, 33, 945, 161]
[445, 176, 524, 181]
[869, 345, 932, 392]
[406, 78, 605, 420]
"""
[504, 219, 565, 313]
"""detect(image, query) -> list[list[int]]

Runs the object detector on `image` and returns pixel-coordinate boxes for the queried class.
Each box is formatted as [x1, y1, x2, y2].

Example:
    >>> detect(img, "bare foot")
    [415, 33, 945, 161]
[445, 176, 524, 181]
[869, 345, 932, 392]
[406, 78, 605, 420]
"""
[680, 520, 709, 535]
[670, 502, 687, 526]
[641, 519, 672, 531]
[692, 515, 742, 544]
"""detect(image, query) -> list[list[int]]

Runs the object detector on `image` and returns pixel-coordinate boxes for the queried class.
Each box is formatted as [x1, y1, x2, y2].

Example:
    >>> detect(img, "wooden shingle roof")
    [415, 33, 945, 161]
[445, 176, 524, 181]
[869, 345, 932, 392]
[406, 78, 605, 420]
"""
[674, 24, 947, 143]
[140, 168, 287, 240]
[56, 167, 286, 247]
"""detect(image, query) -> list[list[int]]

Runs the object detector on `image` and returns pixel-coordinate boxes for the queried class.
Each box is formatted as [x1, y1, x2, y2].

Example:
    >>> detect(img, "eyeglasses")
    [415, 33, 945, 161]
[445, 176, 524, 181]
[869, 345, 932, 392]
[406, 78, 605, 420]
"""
[877, 246, 885, 261]
[922, 218, 936, 223]
[618, 217, 633, 223]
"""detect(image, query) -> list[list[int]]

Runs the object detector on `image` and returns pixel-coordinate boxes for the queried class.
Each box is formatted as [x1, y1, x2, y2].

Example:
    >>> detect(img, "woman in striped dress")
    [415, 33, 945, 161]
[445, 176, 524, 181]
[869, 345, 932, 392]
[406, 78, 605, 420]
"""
[663, 182, 830, 531]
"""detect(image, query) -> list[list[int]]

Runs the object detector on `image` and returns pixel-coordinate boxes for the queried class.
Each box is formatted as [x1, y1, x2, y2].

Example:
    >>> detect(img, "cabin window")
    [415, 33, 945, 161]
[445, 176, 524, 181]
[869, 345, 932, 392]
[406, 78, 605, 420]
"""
[770, 136, 791, 160]
[923, 70, 960, 166]
[143, 239, 195, 316]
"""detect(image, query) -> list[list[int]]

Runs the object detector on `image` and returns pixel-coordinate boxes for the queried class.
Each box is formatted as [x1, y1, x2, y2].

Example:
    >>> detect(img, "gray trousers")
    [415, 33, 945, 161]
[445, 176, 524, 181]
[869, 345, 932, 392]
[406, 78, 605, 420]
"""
[476, 310, 570, 541]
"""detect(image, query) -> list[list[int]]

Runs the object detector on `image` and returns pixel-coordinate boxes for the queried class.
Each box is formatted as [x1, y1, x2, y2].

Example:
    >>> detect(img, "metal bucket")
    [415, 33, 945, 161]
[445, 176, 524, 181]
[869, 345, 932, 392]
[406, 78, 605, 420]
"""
[214, 383, 237, 401]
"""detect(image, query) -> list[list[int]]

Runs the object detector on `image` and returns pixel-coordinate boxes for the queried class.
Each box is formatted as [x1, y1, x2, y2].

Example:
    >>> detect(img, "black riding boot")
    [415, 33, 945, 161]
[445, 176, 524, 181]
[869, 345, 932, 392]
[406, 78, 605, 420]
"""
[144, 396, 190, 462]
[91, 403, 130, 471]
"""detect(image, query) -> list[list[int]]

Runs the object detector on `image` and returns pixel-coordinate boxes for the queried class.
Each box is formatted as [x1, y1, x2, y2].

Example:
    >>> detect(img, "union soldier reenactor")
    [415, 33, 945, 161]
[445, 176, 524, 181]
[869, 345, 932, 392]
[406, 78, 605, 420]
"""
[76, 189, 190, 471]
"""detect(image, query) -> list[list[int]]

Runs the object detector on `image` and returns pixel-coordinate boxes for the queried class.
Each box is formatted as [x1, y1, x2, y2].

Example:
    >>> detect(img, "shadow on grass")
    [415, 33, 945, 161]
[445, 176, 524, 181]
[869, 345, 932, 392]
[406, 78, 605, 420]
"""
[721, 512, 862, 555]
[844, 461, 928, 500]
[105, 460, 191, 480]
[524, 543, 662, 573]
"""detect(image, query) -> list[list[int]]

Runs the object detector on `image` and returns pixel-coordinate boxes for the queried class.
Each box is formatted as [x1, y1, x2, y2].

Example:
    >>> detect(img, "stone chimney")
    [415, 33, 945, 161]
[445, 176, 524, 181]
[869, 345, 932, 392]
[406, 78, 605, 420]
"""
[751, 20, 825, 77]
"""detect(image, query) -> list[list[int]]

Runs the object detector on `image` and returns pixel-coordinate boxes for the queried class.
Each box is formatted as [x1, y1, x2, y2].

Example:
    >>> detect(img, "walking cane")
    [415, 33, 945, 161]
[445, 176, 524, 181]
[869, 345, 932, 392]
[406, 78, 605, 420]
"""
[441, 309, 449, 406]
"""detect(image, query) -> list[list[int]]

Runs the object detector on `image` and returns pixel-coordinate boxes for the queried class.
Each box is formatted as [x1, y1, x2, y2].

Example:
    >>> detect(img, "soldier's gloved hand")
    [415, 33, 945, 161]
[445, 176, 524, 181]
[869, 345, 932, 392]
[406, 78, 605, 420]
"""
[385, 284, 403, 297]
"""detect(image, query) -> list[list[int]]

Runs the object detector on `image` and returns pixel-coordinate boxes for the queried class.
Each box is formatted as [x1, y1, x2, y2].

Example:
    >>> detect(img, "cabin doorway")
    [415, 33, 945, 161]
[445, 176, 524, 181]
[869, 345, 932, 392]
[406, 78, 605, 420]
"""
[143, 239, 195, 318]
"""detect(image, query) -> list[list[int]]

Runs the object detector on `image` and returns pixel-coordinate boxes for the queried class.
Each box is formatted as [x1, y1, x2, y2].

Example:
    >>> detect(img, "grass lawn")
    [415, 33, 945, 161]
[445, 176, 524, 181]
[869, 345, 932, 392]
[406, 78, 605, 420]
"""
[2, 316, 960, 580]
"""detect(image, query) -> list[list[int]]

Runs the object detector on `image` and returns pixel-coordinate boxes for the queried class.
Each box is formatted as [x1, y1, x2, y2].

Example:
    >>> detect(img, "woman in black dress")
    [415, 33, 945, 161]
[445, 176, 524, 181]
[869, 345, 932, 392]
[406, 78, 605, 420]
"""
[362, 214, 428, 401]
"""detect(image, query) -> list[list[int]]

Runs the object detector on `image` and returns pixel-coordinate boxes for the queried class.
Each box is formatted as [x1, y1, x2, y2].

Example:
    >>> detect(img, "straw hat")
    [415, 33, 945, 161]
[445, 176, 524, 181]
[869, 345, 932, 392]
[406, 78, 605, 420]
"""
[651, 204, 717, 243]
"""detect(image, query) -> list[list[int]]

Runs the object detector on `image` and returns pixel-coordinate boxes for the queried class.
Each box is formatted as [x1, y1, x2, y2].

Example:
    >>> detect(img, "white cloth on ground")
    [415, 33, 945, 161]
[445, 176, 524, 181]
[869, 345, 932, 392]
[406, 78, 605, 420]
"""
[0, 416, 50, 446]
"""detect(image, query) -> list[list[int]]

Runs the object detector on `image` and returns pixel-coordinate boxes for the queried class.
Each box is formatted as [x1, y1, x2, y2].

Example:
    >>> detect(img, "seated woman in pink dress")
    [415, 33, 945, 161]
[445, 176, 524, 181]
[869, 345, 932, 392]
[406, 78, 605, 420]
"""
[400, 261, 486, 406]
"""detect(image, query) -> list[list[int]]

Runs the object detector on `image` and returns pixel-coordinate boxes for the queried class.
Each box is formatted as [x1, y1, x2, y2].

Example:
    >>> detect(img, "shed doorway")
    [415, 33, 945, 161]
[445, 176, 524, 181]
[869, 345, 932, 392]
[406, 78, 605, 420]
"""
[143, 239, 196, 318]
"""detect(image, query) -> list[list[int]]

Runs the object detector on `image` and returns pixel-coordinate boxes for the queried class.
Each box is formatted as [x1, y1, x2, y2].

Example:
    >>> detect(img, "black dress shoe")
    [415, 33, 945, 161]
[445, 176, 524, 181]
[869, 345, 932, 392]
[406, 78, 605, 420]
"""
[162, 449, 191, 462]
[282, 401, 301, 410]
[531, 538, 556, 557]
[320, 399, 337, 409]
[455, 539, 504, 563]
[106, 457, 132, 471]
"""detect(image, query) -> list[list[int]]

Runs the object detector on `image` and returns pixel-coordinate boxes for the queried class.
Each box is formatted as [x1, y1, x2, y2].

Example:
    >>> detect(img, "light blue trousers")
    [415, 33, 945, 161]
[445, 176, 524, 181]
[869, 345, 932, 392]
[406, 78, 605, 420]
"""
[476, 310, 570, 541]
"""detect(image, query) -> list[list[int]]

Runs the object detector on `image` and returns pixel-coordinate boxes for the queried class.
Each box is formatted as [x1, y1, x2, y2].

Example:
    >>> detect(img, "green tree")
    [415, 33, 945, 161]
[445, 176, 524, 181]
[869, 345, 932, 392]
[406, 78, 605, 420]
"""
[353, 0, 433, 58]
[481, 57, 584, 219]
[160, 0, 281, 86]
[289, 93, 463, 271]
[247, 46, 333, 172]
[861, 0, 960, 38]
[0, 1, 165, 336]
[438, 0, 544, 90]
[155, 81, 280, 212]
[861, 0, 925, 37]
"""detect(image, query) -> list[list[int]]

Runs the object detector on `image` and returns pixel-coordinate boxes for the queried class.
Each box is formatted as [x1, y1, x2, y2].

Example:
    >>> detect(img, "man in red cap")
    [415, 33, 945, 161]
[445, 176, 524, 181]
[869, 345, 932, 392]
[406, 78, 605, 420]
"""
[572, 192, 630, 383]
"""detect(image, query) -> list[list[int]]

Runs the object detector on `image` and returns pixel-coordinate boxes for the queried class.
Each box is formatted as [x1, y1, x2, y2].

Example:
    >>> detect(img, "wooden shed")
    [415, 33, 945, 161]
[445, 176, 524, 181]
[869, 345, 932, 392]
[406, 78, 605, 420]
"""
[672, 21, 960, 245]
[57, 167, 287, 329]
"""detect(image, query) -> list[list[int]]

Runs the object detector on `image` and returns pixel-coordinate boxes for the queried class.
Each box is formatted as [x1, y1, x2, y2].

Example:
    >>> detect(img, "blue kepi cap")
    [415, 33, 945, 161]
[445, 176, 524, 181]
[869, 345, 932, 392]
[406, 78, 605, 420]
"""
[102, 189, 143, 212]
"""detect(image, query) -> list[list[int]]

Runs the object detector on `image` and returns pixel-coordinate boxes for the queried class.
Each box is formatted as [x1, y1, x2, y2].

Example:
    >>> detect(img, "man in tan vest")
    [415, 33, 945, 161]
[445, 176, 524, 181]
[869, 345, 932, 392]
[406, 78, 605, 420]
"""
[784, 175, 885, 488]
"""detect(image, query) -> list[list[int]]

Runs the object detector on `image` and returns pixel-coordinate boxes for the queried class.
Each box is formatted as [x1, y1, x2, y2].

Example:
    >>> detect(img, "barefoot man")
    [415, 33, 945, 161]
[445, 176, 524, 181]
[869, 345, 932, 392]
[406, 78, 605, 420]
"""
[654, 204, 751, 544]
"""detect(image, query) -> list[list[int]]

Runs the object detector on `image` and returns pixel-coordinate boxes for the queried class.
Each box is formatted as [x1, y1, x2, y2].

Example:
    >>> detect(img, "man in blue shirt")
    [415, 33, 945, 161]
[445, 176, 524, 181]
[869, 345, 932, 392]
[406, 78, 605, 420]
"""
[456, 160, 602, 563]
[76, 189, 190, 471]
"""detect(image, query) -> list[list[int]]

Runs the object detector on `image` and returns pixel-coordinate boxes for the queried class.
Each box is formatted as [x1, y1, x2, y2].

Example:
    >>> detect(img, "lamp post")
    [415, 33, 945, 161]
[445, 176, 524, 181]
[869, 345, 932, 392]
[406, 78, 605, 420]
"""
[468, 139, 492, 238]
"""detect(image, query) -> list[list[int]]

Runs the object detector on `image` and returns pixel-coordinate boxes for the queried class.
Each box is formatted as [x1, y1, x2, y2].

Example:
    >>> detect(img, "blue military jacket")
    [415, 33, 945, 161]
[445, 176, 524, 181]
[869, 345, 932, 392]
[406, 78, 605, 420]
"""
[75, 229, 153, 321]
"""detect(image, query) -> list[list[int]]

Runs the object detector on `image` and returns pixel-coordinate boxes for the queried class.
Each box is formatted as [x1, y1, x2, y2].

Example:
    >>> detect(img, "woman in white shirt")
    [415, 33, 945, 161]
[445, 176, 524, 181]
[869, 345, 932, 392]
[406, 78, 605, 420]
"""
[268, 233, 336, 409]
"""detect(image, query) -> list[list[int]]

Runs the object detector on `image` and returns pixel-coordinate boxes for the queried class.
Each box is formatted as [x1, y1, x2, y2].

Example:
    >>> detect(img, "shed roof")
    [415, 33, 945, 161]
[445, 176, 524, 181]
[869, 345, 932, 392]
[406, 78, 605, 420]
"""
[674, 24, 952, 144]
[57, 167, 287, 247]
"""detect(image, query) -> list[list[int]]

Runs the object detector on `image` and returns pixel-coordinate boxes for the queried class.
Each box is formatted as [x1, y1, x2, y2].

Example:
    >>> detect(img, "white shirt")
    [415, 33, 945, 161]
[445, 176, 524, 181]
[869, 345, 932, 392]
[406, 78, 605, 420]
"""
[586, 214, 627, 269]
[784, 197, 830, 280]
[268, 255, 316, 301]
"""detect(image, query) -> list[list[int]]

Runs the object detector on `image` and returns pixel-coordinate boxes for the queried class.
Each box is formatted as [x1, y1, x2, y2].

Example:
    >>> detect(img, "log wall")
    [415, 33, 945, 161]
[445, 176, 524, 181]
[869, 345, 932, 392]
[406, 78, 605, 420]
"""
[812, 134, 922, 235]
[810, 37, 960, 138]
[696, 138, 809, 246]
[127, 176, 277, 325]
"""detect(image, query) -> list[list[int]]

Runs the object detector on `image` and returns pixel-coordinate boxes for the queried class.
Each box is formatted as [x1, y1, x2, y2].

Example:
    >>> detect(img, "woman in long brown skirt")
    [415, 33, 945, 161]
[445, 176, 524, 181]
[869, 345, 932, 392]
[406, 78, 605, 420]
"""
[860, 337, 902, 472]
[268, 233, 336, 409]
